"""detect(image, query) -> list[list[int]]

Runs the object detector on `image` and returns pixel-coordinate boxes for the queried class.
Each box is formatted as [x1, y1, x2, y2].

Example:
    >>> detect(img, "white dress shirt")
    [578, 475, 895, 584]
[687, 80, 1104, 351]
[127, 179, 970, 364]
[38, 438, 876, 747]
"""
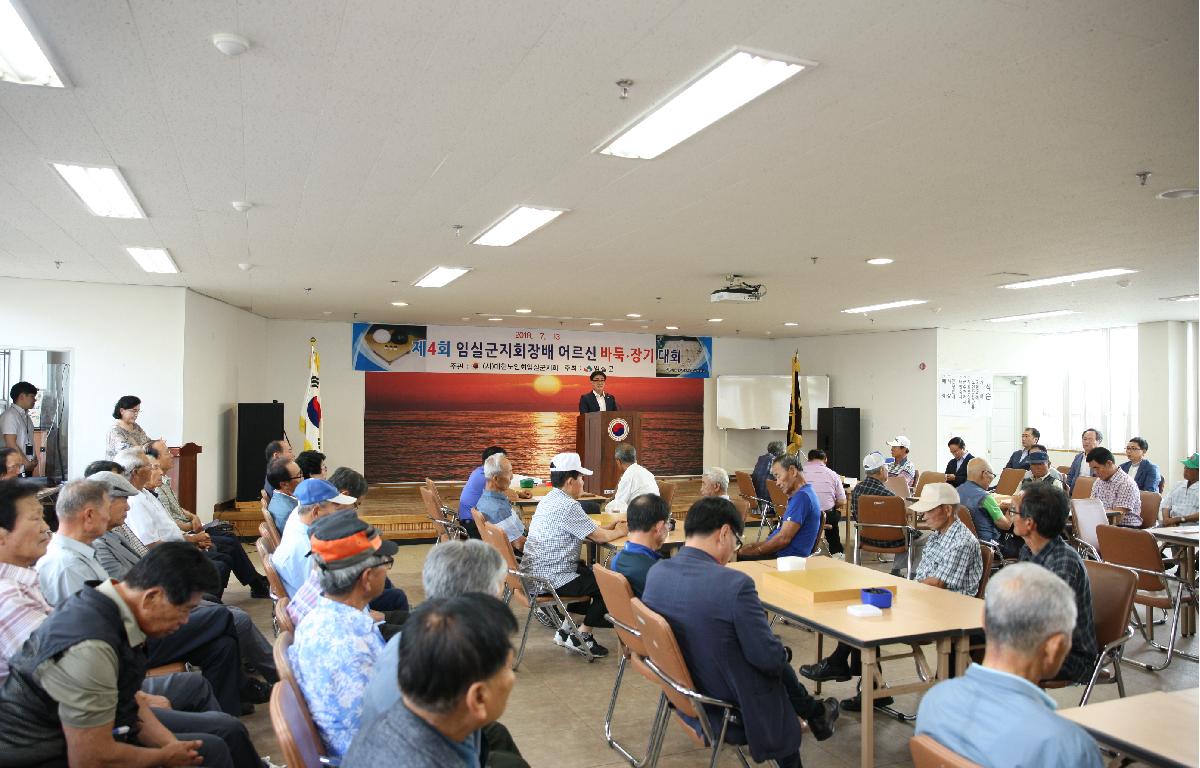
[126, 489, 184, 545]
[593, 391, 607, 412]
[606, 462, 659, 514]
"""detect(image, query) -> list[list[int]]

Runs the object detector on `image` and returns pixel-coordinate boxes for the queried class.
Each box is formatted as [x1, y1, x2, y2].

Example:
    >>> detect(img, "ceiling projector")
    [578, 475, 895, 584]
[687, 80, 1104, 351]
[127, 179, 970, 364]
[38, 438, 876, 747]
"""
[711, 276, 765, 303]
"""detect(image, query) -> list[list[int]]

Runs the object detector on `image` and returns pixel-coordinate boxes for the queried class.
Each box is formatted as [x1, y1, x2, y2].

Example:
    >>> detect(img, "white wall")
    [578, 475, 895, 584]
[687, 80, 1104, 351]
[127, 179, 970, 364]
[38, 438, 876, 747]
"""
[1138, 321, 1199, 486]
[703, 338, 790, 472]
[181, 292, 268, 517]
[0, 278, 186, 477]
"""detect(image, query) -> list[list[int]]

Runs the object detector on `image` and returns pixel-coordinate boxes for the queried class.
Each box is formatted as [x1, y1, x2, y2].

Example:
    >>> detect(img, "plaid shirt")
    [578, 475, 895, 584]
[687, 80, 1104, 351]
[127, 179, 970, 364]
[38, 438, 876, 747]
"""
[1090, 468, 1141, 527]
[914, 519, 982, 595]
[287, 569, 322, 627]
[851, 476, 894, 519]
[888, 457, 918, 490]
[0, 563, 52, 685]
[1020, 536, 1097, 683]
[521, 488, 598, 590]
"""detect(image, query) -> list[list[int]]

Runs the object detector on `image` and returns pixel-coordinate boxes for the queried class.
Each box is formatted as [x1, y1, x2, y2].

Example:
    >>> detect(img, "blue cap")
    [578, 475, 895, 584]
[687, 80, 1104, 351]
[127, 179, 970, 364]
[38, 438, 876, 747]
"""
[295, 478, 356, 506]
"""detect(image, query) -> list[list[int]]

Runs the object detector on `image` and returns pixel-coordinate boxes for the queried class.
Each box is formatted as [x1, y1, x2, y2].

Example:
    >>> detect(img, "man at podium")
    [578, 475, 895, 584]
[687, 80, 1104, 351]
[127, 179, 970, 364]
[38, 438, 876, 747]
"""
[578, 370, 618, 412]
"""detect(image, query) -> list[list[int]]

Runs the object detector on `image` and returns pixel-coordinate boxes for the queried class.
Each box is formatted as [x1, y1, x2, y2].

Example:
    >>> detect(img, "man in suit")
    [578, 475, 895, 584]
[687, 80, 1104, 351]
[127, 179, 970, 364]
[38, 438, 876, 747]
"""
[1065, 427, 1102, 490]
[943, 437, 974, 487]
[1005, 427, 1040, 470]
[641, 497, 838, 768]
[578, 370, 618, 413]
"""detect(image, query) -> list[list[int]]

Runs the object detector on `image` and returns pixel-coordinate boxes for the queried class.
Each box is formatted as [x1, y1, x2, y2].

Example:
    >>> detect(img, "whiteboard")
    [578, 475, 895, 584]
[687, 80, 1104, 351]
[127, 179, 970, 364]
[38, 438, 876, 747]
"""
[715, 375, 830, 430]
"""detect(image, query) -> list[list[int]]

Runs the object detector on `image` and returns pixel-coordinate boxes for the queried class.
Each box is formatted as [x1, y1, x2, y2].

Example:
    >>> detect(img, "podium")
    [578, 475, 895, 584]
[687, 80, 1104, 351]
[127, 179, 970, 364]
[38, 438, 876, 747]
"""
[576, 412, 642, 496]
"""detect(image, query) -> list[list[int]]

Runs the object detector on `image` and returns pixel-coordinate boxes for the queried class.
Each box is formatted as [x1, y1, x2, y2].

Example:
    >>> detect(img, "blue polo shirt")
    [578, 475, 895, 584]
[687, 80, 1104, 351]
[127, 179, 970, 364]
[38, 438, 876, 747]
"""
[609, 541, 662, 597]
[770, 483, 821, 557]
[457, 466, 486, 520]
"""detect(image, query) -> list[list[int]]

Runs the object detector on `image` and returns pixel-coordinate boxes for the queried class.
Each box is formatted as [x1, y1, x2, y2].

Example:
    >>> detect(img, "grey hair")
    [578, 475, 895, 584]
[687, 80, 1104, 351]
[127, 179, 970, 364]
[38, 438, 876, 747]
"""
[483, 452, 508, 479]
[702, 466, 729, 492]
[615, 444, 637, 464]
[772, 454, 804, 473]
[113, 447, 149, 477]
[56, 479, 110, 522]
[766, 441, 785, 455]
[317, 554, 389, 597]
[422, 540, 506, 600]
[984, 563, 1076, 653]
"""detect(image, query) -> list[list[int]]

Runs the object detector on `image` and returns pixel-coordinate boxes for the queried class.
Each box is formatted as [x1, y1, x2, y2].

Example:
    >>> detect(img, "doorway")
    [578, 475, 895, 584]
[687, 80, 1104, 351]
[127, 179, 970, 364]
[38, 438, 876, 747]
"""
[988, 376, 1025, 464]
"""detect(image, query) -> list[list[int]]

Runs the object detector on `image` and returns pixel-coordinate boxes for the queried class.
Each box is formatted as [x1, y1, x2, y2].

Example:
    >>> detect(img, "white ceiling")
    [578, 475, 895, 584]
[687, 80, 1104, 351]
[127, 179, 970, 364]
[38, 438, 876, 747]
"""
[0, 0, 1196, 337]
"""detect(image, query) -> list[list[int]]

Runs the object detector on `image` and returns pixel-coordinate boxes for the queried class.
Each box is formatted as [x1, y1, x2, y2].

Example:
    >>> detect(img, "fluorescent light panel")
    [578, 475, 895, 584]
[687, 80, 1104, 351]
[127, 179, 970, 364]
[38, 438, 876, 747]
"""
[598, 49, 807, 160]
[987, 310, 1076, 323]
[1165, 294, 1199, 302]
[842, 299, 927, 314]
[413, 266, 470, 288]
[472, 206, 565, 247]
[126, 247, 178, 274]
[52, 163, 145, 218]
[0, 0, 64, 87]
[999, 268, 1136, 290]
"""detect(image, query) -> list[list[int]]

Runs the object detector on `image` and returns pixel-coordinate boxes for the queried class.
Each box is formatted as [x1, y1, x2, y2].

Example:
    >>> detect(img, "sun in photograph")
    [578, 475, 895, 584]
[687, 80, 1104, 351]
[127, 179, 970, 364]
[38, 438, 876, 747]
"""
[531, 375, 562, 396]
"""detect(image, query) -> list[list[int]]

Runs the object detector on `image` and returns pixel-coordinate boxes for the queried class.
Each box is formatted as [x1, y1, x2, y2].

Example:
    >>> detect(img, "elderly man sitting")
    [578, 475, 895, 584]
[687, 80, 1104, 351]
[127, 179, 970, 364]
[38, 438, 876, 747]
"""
[608, 493, 671, 597]
[915, 564, 1102, 766]
[737, 454, 822, 560]
[960, 457, 1015, 554]
[289, 511, 398, 760]
[1018, 451, 1063, 493]
[699, 466, 730, 500]
[474, 453, 527, 549]
[606, 444, 658, 515]
[1087, 447, 1142, 528]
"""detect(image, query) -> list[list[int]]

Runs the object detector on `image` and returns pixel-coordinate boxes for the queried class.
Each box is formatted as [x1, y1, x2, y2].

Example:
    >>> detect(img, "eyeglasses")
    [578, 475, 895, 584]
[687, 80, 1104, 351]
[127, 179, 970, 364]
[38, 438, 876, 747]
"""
[289, 474, 304, 481]
[733, 530, 744, 551]
[376, 556, 395, 569]
[982, 469, 995, 478]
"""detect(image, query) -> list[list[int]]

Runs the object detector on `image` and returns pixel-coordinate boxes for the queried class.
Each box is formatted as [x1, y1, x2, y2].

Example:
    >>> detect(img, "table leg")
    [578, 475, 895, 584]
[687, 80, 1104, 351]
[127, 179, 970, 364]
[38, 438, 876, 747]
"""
[814, 633, 824, 695]
[953, 636, 970, 677]
[861, 646, 876, 768]
[1182, 547, 1196, 637]
[936, 637, 950, 681]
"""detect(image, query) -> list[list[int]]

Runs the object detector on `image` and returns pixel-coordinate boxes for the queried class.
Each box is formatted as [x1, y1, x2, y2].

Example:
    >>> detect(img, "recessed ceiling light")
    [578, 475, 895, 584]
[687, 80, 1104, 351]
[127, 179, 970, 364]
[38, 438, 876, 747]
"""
[866, 258, 894, 266]
[413, 266, 470, 288]
[998, 268, 1136, 290]
[1164, 294, 1199, 302]
[52, 163, 146, 218]
[708, 318, 723, 323]
[322, 311, 332, 315]
[390, 301, 409, 307]
[841, 299, 927, 314]
[487, 317, 503, 322]
[987, 309, 1076, 323]
[1157, 188, 1199, 200]
[0, 0, 65, 87]
[783, 322, 799, 327]
[211, 32, 250, 57]
[665, 325, 679, 330]
[597, 49, 810, 160]
[471, 206, 566, 246]
[589, 322, 604, 327]
[515, 308, 533, 314]
[126, 247, 179, 274]
[626, 313, 642, 318]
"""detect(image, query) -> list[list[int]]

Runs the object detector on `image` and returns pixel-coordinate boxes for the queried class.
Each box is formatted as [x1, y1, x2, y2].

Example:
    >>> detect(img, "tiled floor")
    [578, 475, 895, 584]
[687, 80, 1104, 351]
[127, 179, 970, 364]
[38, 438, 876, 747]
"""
[234, 544, 1198, 767]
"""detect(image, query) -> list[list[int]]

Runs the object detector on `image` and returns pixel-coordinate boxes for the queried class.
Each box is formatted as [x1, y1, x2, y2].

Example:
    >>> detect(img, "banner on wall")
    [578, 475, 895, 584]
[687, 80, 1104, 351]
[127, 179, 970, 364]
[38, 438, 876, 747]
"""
[352, 323, 711, 377]
[938, 369, 993, 416]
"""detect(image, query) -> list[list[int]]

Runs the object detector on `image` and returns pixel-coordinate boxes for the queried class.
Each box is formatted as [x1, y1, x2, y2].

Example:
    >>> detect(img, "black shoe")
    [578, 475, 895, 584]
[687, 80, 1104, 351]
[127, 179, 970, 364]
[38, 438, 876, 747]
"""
[799, 658, 853, 683]
[533, 606, 557, 628]
[839, 692, 894, 712]
[250, 577, 271, 599]
[808, 697, 840, 741]
[240, 677, 271, 704]
[577, 632, 609, 658]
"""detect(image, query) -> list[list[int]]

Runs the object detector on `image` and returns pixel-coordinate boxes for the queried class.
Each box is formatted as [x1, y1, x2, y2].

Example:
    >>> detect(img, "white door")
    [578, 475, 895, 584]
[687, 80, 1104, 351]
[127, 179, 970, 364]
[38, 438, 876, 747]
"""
[989, 377, 1024, 465]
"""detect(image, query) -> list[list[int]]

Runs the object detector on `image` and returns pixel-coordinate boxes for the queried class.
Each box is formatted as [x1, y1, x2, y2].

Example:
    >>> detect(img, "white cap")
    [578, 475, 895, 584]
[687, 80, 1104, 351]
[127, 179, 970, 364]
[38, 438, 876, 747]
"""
[550, 452, 593, 476]
[909, 482, 961, 513]
[886, 435, 912, 449]
[862, 451, 886, 473]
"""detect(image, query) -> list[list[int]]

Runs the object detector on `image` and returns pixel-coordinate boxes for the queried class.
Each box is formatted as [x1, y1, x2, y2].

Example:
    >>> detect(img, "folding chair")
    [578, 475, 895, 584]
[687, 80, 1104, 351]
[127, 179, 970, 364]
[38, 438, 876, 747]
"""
[884, 475, 912, 498]
[630, 598, 752, 768]
[1077, 561, 1136, 704]
[257, 537, 289, 634]
[975, 545, 994, 598]
[1071, 476, 1095, 500]
[735, 471, 775, 539]
[656, 480, 677, 510]
[955, 505, 978, 538]
[853, 496, 916, 575]
[994, 468, 1025, 497]
[594, 565, 668, 767]
[478, 519, 595, 669]
[270, 630, 337, 766]
[1070, 498, 1108, 561]
[419, 486, 466, 543]
[1138, 491, 1161, 529]
[909, 734, 981, 768]
[275, 596, 296, 636]
[1097, 525, 1197, 671]
[259, 521, 279, 552]
[764, 482, 790, 541]
[914, 471, 947, 498]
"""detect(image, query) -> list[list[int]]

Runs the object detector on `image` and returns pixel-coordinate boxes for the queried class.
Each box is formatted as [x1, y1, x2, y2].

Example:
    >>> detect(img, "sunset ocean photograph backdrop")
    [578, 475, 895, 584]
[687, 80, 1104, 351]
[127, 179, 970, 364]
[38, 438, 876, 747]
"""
[365, 372, 704, 482]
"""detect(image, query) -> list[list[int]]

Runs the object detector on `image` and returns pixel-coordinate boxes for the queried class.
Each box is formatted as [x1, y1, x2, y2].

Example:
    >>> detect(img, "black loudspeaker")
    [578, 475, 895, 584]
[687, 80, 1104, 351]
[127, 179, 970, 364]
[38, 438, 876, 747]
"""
[236, 402, 285, 502]
[817, 407, 860, 479]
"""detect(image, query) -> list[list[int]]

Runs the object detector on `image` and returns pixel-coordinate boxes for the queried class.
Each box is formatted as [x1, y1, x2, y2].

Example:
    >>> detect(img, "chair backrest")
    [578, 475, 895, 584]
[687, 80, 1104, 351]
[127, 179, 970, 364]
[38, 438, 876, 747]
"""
[1139, 491, 1161, 528]
[731, 495, 752, 522]
[256, 538, 288, 599]
[478, 519, 528, 603]
[424, 477, 450, 511]
[273, 630, 302, 701]
[1071, 476, 1095, 500]
[594, 565, 649, 657]
[1083, 560, 1137, 650]
[914, 471, 946, 498]
[471, 507, 487, 533]
[275, 596, 295, 636]
[258, 521, 279, 551]
[269, 679, 328, 768]
[909, 734, 982, 768]
[766, 480, 788, 511]
[885, 475, 911, 498]
[975, 544, 994, 598]
[656, 480, 677, 508]
[629, 597, 702, 720]
[733, 471, 759, 510]
[856, 495, 908, 546]
[994, 468, 1025, 497]
[955, 505, 978, 537]
[1096, 525, 1168, 592]
[1071, 499, 1108, 554]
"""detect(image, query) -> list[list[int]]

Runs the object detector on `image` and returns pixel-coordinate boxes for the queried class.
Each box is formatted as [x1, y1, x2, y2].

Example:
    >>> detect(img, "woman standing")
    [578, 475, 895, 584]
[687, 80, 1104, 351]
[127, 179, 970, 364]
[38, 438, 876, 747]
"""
[105, 395, 150, 459]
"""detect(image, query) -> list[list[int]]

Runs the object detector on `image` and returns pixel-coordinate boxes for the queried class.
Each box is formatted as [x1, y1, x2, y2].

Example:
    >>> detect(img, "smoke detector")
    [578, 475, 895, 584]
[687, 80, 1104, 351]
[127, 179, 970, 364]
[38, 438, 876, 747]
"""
[710, 274, 765, 303]
[212, 33, 250, 57]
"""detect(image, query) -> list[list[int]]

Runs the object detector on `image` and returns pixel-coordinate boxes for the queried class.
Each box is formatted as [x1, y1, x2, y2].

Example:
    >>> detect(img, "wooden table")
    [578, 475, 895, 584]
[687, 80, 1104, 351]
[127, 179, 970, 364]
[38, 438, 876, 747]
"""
[1150, 524, 1199, 636]
[728, 558, 984, 768]
[1059, 689, 1198, 768]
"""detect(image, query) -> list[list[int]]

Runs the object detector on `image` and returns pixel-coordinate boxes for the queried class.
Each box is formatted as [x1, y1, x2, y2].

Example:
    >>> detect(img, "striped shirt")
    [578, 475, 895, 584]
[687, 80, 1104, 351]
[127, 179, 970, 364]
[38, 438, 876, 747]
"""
[0, 563, 52, 685]
[521, 488, 597, 589]
[1090, 468, 1141, 527]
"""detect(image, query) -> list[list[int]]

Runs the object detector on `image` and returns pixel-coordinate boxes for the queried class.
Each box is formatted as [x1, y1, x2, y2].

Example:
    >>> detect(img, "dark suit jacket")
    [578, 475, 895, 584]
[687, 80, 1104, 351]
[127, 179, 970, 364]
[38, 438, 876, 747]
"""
[641, 547, 800, 762]
[1119, 460, 1162, 493]
[944, 453, 974, 487]
[1005, 449, 1030, 471]
[578, 391, 618, 413]
[751, 453, 775, 504]
[1066, 452, 1086, 490]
